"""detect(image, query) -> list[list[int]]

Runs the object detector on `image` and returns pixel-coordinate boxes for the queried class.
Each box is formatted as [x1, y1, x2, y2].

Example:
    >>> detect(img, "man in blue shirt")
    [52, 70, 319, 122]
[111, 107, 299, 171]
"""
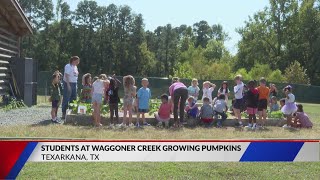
[136, 78, 151, 127]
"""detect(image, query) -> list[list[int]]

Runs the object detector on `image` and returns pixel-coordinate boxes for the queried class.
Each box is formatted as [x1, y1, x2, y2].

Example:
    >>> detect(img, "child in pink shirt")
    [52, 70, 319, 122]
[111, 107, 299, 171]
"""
[292, 104, 313, 128]
[155, 94, 172, 128]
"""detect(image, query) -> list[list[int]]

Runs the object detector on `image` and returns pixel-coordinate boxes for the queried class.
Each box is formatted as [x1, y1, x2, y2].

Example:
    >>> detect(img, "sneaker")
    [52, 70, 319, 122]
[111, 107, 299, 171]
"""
[118, 123, 125, 127]
[143, 122, 151, 126]
[136, 123, 141, 128]
[129, 123, 135, 127]
[282, 124, 291, 129]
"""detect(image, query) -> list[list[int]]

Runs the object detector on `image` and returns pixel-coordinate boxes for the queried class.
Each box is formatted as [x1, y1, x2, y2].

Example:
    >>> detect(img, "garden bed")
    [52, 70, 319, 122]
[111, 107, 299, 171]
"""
[65, 113, 286, 127]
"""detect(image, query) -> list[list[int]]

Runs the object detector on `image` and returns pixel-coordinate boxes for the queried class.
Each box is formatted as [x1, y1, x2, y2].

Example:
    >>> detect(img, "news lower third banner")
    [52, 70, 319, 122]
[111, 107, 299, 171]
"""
[0, 140, 319, 179]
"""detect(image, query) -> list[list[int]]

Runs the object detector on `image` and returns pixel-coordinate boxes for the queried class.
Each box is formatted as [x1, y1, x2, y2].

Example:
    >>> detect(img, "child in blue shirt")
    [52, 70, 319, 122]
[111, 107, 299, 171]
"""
[136, 78, 151, 127]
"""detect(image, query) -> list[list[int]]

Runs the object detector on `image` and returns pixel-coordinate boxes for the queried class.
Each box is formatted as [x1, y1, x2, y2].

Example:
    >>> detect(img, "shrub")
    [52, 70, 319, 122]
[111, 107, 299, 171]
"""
[268, 69, 286, 83]
[249, 64, 272, 80]
[284, 61, 310, 85]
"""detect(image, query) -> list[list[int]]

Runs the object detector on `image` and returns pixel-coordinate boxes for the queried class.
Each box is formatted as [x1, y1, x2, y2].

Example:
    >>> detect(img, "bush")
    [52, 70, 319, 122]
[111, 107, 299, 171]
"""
[268, 69, 286, 83]
[249, 64, 272, 80]
[3, 97, 27, 111]
[284, 61, 310, 85]
[232, 68, 252, 80]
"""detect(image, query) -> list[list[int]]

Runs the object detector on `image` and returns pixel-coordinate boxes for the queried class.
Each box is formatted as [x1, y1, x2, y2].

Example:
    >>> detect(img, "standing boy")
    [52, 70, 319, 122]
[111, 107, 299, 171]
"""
[50, 74, 63, 123]
[257, 77, 270, 127]
[136, 78, 151, 127]
[233, 75, 244, 126]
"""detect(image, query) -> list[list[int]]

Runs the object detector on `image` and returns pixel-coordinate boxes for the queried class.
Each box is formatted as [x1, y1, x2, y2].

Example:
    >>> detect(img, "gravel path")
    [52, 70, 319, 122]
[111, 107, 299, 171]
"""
[0, 105, 59, 126]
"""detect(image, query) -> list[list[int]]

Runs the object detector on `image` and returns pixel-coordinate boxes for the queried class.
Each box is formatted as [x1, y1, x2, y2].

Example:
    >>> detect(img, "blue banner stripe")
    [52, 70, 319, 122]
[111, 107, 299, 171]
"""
[240, 142, 304, 162]
[6, 142, 38, 179]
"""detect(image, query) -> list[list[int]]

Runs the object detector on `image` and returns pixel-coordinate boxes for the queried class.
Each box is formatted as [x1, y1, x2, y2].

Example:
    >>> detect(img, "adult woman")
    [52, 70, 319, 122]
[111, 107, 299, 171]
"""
[62, 56, 80, 119]
[169, 77, 188, 127]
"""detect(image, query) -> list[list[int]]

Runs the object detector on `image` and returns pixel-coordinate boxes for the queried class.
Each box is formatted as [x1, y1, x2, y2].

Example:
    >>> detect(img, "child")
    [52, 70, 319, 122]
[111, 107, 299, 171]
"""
[50, 74, 62, 123]
[199, 97, 214, 127]
[270, 96, 280, 112]
[188, 78, 200, 101]
[106, 75, 121, 127]
[155, 94, 172, 128]
[282, 85, 298, 128]
[91, 75, 109, 127]
[269, 83, 278, 98]
[233, 75, 245, 126]
[122, 75, 136, 127]
[257, 77, 270, 126]
[202, 81, 216, 103]
[279, 98, 285, 109]
[245, 80, 259, 130]
[292, 104, 313, 128]
[185, 97, 199, 118]
[217, 81, 230, 102]
[213, 94, 227, 127]
[80, 73, 92, 103]
[137, 78, 152, 127]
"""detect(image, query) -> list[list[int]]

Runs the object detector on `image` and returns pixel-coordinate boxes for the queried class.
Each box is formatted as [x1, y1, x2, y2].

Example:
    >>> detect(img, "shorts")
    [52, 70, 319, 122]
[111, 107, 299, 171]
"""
[123, 97, 134, 107]
[201, 118, 213, 123]
[52, 100, 59, 108]
[247, 107, 258, 115]
[138, 109, 149, 113]
[92, 93, 103, 104]
[258, 99, 268, 111]
[155, 113, 170, 122]
[233, 98, 243, 109]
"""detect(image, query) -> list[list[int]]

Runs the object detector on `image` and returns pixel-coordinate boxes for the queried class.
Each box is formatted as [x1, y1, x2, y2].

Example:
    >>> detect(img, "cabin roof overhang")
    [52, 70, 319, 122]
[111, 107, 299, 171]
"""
[0, 0, 33, 36]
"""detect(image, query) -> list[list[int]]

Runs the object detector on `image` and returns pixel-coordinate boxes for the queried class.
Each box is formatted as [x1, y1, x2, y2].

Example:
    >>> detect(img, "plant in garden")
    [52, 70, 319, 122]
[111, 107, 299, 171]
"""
[3, 97, 27, 111]
[268, 111, 283, 119]
[148, 99, 161, 116]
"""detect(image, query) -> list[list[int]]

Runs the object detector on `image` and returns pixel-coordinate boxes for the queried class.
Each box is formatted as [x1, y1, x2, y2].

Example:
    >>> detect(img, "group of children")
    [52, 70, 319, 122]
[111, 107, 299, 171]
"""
[50, 71, 313, 129]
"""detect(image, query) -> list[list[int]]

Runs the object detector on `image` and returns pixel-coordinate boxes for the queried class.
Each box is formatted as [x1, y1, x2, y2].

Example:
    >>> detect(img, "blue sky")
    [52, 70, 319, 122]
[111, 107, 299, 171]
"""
[57, 0, 270, 54]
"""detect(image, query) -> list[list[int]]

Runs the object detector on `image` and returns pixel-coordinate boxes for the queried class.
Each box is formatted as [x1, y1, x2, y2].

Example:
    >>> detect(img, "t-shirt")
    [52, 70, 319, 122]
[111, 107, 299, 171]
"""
[92, 80, 105, 94]
[296, 112, 313, 128]
[286, 93, 295, 103]
[234, 82, 244, 99]
[202, 87, 215, 102]
[214, 99, 227, 113]
[51, 83, 61, 101]
[218, 88, 230, 95]
[186, 102, 198, 118]
[270, 103, 279, 112]
[200, 104, 214, 119]
[169, 82, 187, 96]
[257, 86, 270, 100]
[158, 102, 172, 119]
[137, 87, 151, 109]
[188, 86, 200, 99]
[245, 88, 259, 108]
[63, 64, 78, 83]
[107, 87, 120, 104]
[80, 84, 92, 103]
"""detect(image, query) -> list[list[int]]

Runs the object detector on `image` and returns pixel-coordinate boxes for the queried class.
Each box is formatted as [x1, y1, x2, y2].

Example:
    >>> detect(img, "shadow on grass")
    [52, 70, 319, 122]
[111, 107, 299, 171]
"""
[30, 119, 56, 127]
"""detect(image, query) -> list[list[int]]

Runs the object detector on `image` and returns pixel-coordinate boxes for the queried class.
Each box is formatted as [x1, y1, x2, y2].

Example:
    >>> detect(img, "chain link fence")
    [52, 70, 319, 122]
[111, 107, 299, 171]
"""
[38, 71, 320, 103]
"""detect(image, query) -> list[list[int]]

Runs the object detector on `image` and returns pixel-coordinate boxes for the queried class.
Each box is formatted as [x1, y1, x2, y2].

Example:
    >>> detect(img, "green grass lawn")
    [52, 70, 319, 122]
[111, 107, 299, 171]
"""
[5, 102, 320, 179]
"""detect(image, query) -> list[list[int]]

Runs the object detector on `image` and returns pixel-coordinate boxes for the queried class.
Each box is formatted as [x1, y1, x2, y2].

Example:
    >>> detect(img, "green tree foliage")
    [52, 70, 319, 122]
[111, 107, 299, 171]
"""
[249, 64, 272, 80]
[284, 61, 310, 85]
[17, 0, 317, 85]
[268, 69, 286, 83]
[236, 0, 320, 85]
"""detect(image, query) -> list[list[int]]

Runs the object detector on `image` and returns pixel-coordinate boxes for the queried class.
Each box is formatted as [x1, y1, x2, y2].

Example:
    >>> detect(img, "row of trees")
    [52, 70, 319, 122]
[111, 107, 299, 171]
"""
[18, 0, 318, 85]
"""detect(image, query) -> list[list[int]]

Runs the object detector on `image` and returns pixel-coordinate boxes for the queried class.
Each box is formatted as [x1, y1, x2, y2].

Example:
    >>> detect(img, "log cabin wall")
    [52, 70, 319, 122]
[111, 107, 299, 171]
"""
[0, 21, 19, 96]
[0, 0, 32, 97]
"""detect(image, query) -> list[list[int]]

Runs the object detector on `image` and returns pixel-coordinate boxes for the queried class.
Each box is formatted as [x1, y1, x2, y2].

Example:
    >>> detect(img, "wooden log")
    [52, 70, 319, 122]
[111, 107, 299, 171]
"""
[65, 114, 287, 127]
